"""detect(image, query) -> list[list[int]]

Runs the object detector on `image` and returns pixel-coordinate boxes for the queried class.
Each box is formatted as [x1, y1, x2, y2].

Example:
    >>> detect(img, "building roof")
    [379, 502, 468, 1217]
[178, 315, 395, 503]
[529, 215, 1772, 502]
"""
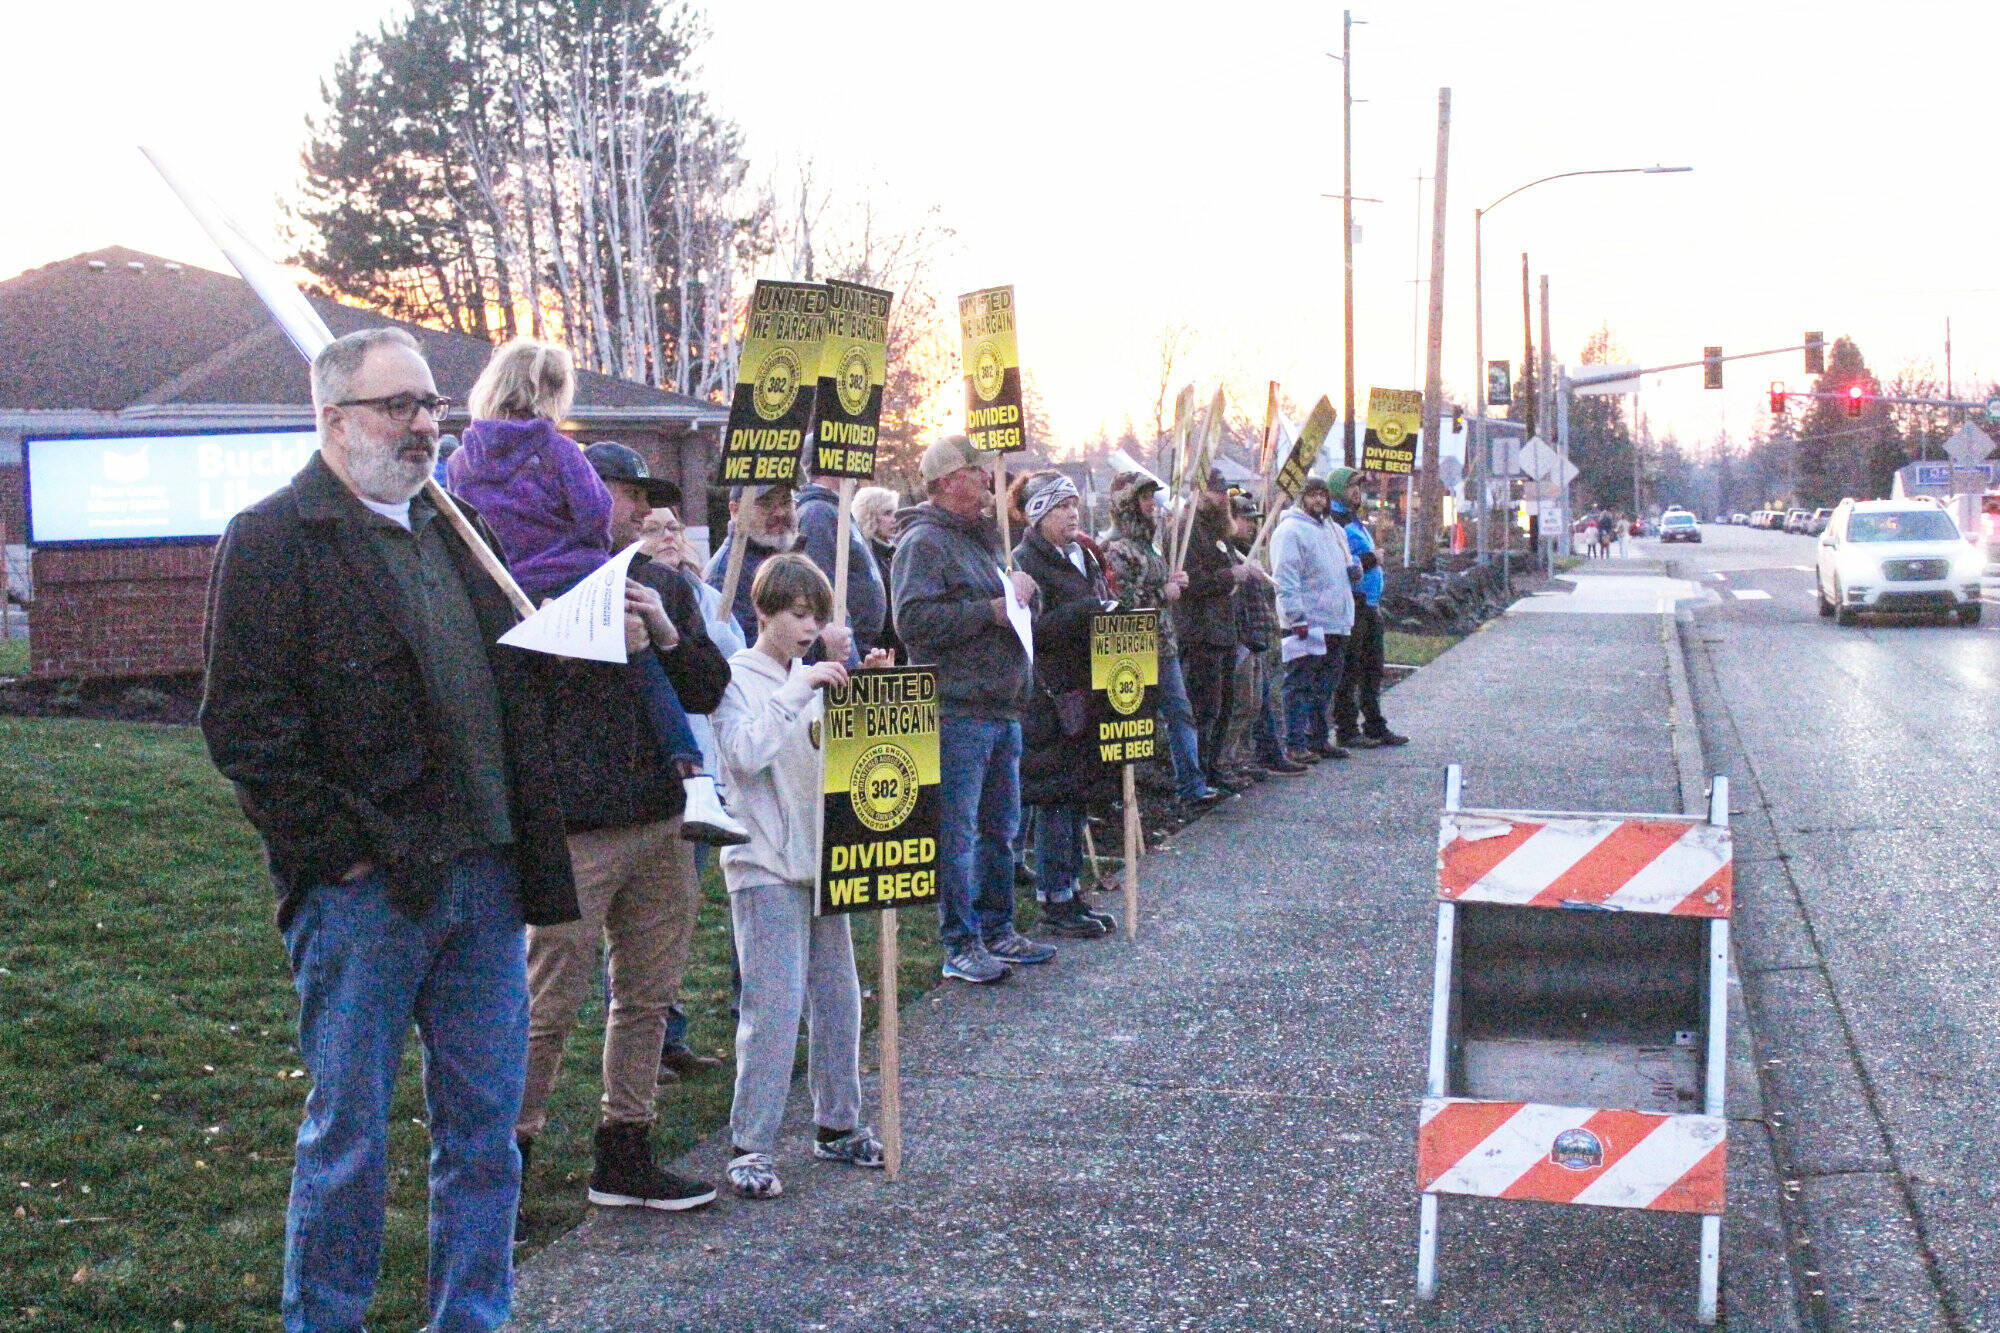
[0, 246, 722, 422]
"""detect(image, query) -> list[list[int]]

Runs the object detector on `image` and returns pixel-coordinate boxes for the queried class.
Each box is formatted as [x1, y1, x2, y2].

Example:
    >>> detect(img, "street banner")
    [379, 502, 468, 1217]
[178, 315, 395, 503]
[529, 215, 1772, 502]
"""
[817, 667, 941, 916]
[1486, 361, 1512, 406]
[958, 285, 1025, 452]
[813, 280, 893, 479]
[1275, 396, 1338, 499]
[1089, 610, 1160, 768]
[1362, 387, 1422, 476]
[722, 280, 830, 487]
[498, 541, 643, 663]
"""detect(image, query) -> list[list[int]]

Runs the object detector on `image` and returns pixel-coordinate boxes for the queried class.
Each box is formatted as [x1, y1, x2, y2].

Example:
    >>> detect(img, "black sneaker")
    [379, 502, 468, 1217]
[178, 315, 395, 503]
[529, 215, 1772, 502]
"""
[1262, 756, 1309, 775]
[1038, 896, 1109, 939]
[1014, 859, 1039, 888]
[1313, 743, 1351, 760]
[1368, 730, 1411, 746]
[1075, 897, 1117, 932]
[588, 1121, 716, 1211]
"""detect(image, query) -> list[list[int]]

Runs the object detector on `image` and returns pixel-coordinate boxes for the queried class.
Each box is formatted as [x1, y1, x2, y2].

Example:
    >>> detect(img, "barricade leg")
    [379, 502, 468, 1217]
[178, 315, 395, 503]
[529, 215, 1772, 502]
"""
[1417, 1193, 1439, 1300]
[1699, 1214, 1721, 1325]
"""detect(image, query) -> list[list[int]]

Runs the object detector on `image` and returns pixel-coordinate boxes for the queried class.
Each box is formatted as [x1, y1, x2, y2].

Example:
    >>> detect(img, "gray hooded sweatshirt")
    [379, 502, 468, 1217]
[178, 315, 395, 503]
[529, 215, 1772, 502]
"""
[890, 502, 1030, 720]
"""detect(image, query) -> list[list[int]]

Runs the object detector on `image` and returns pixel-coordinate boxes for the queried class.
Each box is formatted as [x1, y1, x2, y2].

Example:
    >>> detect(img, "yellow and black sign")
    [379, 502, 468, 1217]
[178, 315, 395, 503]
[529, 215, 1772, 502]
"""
[1362, 387, 1422, 476]
[1274, 396, 1337, 500]
[722, 280, 829, 487]
[813, 280, 893, 480]
[818, 667, 941, 916]
[1090, 611, 1159, 768]
[958, 285, 1025, 452]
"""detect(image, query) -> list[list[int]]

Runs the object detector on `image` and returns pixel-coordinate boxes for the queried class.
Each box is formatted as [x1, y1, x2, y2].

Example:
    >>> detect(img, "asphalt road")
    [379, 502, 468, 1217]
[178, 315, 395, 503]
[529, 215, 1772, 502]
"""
[1669, 520, 2000, 1332]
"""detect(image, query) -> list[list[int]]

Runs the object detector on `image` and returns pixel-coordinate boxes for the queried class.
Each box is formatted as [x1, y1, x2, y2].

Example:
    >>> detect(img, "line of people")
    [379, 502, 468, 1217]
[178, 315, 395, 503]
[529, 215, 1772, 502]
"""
[197, 327, 1406, 1333]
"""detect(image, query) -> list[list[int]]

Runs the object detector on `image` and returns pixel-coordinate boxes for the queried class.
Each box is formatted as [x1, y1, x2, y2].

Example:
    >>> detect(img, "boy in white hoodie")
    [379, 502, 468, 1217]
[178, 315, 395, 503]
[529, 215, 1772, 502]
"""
[715, 553, 892, 1197]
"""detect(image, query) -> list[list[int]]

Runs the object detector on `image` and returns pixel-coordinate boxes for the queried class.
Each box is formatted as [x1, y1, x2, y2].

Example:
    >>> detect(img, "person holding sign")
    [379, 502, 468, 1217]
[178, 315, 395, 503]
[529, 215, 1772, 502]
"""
[1010, 470, 1119, 939]
[1325, 468, 1409, 751]
[1270, 476, 1358, 764]
[199, 329, 577, 1333]
[714, 554, 892, 1199]
[892, 435, 1056, 984]
[705, 483, 799, 640]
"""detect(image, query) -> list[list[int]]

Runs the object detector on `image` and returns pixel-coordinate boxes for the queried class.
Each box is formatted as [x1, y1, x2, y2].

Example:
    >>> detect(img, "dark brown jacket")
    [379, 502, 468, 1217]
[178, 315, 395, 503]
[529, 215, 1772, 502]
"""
[199, 452, 577, 931]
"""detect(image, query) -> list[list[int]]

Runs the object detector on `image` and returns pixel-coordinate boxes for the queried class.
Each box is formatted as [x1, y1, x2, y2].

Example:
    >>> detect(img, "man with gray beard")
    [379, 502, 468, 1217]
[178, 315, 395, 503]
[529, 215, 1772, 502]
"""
[704, 482, 800, 642]
[200, 327, 577, 1332]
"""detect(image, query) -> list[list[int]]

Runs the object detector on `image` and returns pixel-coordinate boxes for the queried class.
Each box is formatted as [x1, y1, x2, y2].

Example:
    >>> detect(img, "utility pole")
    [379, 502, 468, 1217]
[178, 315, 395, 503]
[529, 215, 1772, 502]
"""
[1521, 252, 1534, 440]
[1342, 9, 1357, 467]
[1539, 273, 1552, 570]
[1411, 172, 1426, 388]
[1415, 88, 1450, 566]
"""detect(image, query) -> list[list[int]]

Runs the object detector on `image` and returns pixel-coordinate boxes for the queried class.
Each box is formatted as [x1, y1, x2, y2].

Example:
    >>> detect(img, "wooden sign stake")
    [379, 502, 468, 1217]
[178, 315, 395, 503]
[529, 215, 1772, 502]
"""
[1122, 764, 1141, 940]
[879, 909, 902, 1179]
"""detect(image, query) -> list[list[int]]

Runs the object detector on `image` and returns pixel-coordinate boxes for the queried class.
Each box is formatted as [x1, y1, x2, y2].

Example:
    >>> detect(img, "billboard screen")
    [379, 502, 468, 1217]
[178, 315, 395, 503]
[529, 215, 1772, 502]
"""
[24, 429, 318, 546]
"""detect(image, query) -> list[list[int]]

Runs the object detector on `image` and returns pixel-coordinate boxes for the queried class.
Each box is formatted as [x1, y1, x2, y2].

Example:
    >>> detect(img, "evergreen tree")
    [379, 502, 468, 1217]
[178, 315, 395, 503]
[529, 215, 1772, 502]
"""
[1792, 337, 1887, 504]
[1565, 323, 1636, 510]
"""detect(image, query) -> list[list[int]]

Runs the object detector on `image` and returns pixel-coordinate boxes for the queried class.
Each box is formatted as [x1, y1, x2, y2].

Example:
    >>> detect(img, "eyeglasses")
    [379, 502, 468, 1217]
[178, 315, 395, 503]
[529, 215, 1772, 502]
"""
[335, 393, 453, 424]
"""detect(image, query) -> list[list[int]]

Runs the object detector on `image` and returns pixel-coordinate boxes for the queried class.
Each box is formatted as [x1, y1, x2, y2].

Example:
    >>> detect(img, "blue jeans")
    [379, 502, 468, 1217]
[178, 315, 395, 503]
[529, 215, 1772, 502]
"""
[635, 652, 701, 767]
[1155, 655, 1208, 800]
[1284, 643, 1347, 752]
[280, 850, 528, 1333]
[1029, 803, 1082, 905]
[936, 718, 1022, 952]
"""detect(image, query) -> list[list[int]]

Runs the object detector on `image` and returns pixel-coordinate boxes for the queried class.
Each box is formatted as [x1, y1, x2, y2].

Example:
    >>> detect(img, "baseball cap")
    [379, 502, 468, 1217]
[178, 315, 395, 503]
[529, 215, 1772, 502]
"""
[585, 441, 680, 507]
[920, 434, 983, 485]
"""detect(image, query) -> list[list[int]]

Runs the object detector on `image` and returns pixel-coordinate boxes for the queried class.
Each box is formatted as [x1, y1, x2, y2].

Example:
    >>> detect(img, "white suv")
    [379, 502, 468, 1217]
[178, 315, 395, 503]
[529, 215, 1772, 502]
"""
[1816, 498, 1985, 626]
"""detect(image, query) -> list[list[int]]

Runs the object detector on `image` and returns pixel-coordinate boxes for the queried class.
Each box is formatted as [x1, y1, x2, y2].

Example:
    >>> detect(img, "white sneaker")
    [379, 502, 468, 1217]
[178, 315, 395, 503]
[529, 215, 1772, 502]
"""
[727, 1151, 783, 1198]
[680, 775, 750, 846]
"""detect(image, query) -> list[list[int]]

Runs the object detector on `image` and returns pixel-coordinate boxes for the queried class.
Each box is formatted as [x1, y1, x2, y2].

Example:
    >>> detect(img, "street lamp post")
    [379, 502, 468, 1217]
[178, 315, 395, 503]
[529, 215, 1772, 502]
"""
[1471, 165, 1690, 565]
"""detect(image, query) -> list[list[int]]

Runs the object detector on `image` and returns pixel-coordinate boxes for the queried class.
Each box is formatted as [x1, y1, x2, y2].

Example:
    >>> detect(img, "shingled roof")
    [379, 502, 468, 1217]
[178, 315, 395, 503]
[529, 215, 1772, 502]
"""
[0, 246, 720, 419]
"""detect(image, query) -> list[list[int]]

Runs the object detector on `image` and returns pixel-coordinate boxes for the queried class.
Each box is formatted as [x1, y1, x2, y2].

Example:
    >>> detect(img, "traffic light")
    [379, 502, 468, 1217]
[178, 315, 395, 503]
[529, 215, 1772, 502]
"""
[1769, 382, 1787, 414]
[1704, 346, 1723, 389]
[1846, 383, 1865, 417]
[1804, 331, 1825, 375]
[1452, 404, 1465, 432]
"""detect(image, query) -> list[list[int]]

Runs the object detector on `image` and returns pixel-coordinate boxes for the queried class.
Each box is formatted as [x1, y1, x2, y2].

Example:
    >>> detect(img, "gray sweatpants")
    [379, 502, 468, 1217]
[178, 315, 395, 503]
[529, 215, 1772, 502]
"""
[727, 881, 863, 1154]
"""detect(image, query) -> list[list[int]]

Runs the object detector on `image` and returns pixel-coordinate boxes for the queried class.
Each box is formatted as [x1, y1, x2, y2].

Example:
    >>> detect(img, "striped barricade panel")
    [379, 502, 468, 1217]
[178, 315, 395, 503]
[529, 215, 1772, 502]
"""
[1437, 812, 1732, 918]
[1419, 1098, 1726, 1215]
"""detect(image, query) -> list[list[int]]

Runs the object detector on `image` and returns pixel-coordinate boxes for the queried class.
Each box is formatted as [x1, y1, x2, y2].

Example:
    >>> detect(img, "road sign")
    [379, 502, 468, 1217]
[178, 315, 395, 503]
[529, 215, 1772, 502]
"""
[1517, 436, 1559, 483]
[1941, 422, 1995, 467]
[1985, 397, 2000, 424]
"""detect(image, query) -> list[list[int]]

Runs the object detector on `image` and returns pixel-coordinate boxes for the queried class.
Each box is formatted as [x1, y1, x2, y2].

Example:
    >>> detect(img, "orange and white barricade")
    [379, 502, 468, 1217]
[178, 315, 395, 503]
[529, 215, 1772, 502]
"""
[1418, 766, 1732, 1325]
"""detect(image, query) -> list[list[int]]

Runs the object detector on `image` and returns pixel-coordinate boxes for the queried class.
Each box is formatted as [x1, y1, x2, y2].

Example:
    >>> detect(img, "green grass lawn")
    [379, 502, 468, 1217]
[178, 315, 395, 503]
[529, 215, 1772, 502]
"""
[0, 715, 940, 1331]
[0, 638, 26, 677]
[1383, 631, 1456, 668]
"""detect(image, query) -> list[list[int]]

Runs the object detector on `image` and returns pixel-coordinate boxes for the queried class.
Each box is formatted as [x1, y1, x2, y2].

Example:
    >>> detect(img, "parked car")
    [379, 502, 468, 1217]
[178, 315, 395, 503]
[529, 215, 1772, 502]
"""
[1816, 498, 1984, 625]
[1659, 510, 1702, 543]
[1730, 513, 1750, 525]
[1806, 507, 1834, 536]
[1785, 508, 1811, 534]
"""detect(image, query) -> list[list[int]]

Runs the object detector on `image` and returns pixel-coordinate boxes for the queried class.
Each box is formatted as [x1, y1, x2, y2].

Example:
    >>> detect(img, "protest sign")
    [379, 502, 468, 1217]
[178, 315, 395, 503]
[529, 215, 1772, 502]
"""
[812, 281, 893, 480]
[958, 286, 1024, 453]
[498, 542, 644, 663]
[1090, 611, 1159, 768]
[818, 667, 941, 917]
[1276, 396, 1338, 500]
[721, 280, 830, 487]
[1362, 387, 1422, 476]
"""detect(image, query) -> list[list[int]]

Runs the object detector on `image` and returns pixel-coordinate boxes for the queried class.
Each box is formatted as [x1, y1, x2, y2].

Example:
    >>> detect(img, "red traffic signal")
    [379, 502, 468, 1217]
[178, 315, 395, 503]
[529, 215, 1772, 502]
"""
[1845, 384, 1865, 417]
[1769, 382, 1787, 414]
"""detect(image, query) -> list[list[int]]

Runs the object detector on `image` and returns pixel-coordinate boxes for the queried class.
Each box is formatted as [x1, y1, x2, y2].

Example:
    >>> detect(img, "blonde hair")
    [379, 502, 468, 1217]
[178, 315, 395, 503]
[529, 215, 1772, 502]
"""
[468, 338, 576, 423]
[851, 485, 900, 536]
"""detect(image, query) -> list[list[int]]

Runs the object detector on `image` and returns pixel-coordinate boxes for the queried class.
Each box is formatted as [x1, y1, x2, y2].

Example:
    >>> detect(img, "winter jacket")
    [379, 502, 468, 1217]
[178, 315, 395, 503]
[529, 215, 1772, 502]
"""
[199, 451, 576, 932]
[1231, 537, 1280, 652]
[1332, 500, 1385, 608]
[890, 503, 1030, 720]
[540, 555, 731, 834]
[1015, 528, 1119, 808]
[1175, 498, 1239, 648]
[704, 528, 793, 643]
[714, 648, 826, 891]
[1103, 480, 1180, 659]
[797, 483, 887, 649]
[444, 417, 613, 602]
[869, 536, 903, 661]
[1271, 506, 1356, 639]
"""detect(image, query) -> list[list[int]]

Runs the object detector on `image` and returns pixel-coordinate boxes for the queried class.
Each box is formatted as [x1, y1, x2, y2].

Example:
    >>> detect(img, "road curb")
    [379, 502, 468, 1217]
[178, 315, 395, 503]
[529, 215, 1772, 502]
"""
[1659, 589, 1804, 1333]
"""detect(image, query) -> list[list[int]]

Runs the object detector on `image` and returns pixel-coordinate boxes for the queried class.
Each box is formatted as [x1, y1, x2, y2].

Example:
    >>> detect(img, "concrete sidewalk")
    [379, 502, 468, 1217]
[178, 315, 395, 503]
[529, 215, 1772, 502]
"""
[511, 602, 1798, 1332]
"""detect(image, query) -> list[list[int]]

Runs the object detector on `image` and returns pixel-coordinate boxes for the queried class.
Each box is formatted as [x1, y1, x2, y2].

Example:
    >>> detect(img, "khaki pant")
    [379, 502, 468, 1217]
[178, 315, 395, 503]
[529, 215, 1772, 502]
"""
[516, 817, 698, 1137]
[1221, 646, 1271, 773]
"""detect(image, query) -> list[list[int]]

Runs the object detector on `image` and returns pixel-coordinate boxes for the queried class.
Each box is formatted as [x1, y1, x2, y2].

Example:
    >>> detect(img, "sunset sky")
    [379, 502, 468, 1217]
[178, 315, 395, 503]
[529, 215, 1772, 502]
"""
[7, 0, 1995, 459]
